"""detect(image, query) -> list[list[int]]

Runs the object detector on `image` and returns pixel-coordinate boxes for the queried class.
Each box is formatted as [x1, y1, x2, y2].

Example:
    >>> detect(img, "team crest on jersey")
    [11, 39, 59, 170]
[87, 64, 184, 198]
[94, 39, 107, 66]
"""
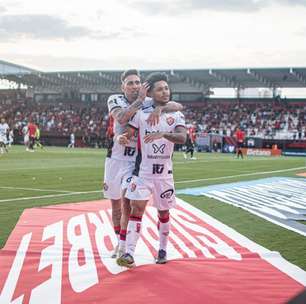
[166, 117, 175, 126]
[103, 183, 108, 191]
[130, 183, 137, 192]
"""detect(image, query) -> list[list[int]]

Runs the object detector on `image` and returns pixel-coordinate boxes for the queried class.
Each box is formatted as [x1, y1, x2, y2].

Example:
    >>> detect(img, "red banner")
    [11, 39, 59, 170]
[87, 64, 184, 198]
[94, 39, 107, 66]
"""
[0, 199, 305, 304]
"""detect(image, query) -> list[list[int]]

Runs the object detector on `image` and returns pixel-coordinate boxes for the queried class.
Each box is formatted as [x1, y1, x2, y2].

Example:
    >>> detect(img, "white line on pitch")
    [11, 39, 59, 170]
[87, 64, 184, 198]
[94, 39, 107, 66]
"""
[0, 190, 102, 203]
[1, 166, 305, 203]
[0, 186, 74, 193]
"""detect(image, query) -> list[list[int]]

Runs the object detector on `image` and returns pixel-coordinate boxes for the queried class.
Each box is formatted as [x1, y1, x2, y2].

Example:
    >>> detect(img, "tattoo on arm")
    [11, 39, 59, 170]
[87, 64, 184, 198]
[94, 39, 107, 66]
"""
[111, 99, 143, 124]
[162, 126, 186, 144]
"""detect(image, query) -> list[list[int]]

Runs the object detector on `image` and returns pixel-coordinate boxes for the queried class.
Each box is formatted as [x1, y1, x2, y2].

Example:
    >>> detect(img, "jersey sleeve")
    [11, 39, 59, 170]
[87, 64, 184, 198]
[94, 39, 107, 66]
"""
[107, 95, 122, 113]
[128, 110, 141, 129]
[174, 111, 186, 129]
[142, 97, 153, 107]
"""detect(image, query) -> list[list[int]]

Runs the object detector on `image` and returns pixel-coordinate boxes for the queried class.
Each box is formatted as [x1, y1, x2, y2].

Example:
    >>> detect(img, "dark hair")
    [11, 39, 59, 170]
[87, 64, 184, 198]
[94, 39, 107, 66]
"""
[121, 69, 140, 82]
[145, 72, 168, 91]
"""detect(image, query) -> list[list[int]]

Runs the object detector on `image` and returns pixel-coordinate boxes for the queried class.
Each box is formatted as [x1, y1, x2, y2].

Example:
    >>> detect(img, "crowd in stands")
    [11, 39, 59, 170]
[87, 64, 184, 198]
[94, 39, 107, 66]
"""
[0, 99, 108, 140]
[185, 100, 306, 140]
[1, 97, 306, 143]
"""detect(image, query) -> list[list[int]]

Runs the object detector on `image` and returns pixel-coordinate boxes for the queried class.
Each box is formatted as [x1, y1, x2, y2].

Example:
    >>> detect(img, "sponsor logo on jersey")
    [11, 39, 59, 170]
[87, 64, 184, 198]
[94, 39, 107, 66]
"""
[152, 143, 166, 154]
[160, 189, 174, 199]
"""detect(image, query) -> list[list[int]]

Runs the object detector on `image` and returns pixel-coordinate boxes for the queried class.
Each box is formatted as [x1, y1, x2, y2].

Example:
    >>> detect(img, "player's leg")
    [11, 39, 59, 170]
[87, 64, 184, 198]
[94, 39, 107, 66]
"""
[4, 141, 8, 153]
[110, 198, 122, 257]
[103, 158, 123, 257]
[153, 178, 176, 264]
[156, 209, 170, 264]
[117, 177, 151, 268]
[29, 137, 35, 151]
[190, 145, 196, 160]
[116, 198, 148, 268]
[237, 142, 243, 159]
[118, 192, 131, 256]
[118, 169, 135, 255]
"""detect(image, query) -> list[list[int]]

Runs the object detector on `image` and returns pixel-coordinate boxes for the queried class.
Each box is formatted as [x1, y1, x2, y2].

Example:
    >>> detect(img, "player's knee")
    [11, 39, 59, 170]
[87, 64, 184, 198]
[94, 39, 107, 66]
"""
[111, 199, 121, 210]
[158, 209, 170, 219]
[131, 203, 145, 217]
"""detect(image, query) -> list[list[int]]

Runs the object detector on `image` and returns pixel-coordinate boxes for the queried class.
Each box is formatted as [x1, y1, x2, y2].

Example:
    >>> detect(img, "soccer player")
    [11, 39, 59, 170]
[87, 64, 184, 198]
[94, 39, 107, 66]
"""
[184, 125, 197, 160]
[68, 132, 75, 148]
[34, 124, 43, 149]
[0, 118, 9, 154]
[8, 129, 14, 147]
[22, 124, 29, 151]
[235, 127, 245, 159]
[27, 121, 37, 152]
[104, 69, 183, 258]
[116, 72, 186, 268]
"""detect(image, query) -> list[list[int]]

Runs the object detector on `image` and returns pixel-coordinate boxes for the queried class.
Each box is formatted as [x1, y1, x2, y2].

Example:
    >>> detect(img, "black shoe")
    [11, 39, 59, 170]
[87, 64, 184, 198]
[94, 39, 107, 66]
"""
[156, 249, 167, 264]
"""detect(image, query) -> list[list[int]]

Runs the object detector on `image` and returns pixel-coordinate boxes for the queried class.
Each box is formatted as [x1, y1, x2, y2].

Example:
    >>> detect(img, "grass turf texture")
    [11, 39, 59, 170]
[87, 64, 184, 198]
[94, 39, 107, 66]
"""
[0, 146, 306, 270]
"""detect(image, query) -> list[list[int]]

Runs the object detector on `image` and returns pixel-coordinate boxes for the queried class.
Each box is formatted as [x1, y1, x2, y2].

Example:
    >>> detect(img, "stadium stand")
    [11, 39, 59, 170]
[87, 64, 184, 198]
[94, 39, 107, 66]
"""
[1, 59, 306, 148]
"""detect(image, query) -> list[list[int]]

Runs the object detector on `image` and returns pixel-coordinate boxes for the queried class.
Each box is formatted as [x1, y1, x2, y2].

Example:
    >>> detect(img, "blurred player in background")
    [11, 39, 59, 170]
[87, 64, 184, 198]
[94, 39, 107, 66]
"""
[22, 124, 29, 151]
[184, 124, 197, 160]
[0, 117, 9, 154]
[8, 129, 14, 147]
[27, 121, 37, 152]
[68, 131, 75, 148]
[34, 123, 43, 149]
[235, 127, 245, 159]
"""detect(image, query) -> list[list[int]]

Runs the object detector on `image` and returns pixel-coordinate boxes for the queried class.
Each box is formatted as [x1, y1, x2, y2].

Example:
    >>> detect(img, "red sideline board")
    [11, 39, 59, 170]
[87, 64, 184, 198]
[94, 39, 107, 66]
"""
[0, 198, 305, 304]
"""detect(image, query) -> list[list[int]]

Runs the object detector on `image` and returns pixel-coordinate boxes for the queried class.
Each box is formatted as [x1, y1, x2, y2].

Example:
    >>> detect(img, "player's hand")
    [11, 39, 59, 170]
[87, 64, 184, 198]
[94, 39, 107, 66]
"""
[137, 82, 150, 102]
[143, 132, 164, 143]
[117, 134, 129, 145]
[146, 106, 162, 126]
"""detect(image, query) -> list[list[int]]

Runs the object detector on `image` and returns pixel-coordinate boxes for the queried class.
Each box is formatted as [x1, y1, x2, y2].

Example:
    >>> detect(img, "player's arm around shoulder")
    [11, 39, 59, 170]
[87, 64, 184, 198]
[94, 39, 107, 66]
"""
[108, 84, 149, 126]
[163, 125, 187, 144]
[146, 101, 183, 126]
[163, 111, 187, 144]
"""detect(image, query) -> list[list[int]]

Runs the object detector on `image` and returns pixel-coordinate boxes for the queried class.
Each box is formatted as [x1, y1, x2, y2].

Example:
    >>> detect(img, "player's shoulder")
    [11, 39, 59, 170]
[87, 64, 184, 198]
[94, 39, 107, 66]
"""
[107, 94, 125, 102]
[141, 98, 155, 113]
[107, 94, 126, 105]
[172, 111, 185, 119]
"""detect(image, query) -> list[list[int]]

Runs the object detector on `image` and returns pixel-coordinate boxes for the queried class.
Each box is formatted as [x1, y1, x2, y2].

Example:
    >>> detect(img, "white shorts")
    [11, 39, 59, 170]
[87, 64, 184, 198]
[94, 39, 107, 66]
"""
[24, 135, 29, 144]
[125, 176, 176, 211]
[0, 135, 7, 144]
[103, 158, 135, 200]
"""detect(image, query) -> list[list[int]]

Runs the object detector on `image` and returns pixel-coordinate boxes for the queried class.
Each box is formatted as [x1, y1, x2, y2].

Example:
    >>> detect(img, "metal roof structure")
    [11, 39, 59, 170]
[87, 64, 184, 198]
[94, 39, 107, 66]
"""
[1, 59, 306, 93]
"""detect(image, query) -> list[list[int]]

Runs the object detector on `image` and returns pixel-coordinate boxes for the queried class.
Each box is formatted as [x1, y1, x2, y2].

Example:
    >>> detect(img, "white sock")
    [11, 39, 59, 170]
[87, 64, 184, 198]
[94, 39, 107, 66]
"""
[119, 240, 126, 252]
[126, 216, 142, 256]
[158, 217, 170, 251]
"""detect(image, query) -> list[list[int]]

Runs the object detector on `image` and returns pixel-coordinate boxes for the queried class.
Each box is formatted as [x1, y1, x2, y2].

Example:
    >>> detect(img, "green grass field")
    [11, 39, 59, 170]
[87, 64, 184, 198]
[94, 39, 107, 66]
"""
[0, 146, 306, 269]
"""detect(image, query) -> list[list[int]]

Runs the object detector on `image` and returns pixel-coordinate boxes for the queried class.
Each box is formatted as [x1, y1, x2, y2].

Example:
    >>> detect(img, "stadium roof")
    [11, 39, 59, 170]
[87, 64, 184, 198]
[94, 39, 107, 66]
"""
[1, 59, 306, 93]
